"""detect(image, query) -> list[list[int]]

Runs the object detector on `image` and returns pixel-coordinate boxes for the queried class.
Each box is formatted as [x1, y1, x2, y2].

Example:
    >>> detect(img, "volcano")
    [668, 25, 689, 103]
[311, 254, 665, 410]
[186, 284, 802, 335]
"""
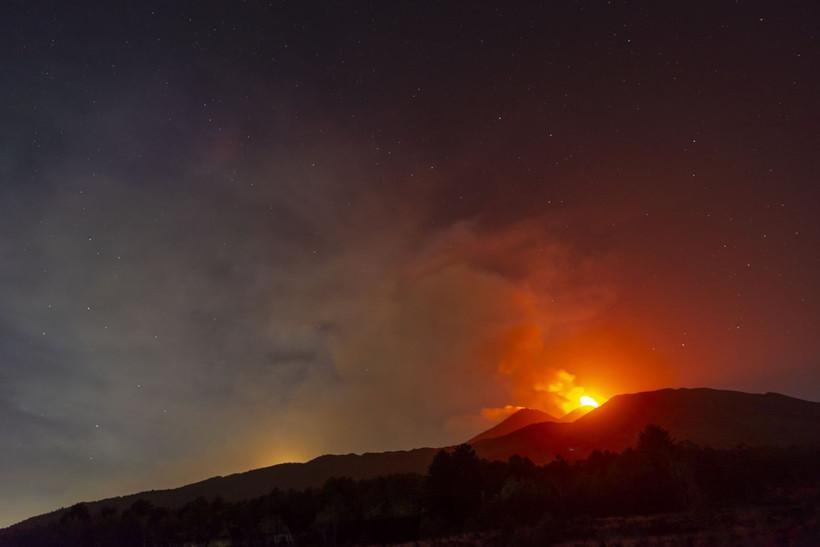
[471, 387, 820, 463]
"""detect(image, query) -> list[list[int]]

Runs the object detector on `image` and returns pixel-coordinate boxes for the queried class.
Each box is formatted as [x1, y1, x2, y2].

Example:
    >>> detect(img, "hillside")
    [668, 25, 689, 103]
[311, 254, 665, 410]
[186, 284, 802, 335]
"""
[9, 447, 437, 532]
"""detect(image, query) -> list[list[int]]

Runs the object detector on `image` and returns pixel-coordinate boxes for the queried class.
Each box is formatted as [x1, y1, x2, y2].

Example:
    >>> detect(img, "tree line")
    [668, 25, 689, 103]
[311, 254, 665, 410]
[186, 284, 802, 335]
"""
[3, 426, 820, 546]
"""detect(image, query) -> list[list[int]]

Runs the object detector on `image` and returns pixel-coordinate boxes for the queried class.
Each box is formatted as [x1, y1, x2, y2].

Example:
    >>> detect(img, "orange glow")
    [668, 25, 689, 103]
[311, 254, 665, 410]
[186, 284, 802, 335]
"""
[486, 312, 673, 418]
[579, 395, 599, 408]
[529, 368, 607, 414]
[466, 227, 668, 419]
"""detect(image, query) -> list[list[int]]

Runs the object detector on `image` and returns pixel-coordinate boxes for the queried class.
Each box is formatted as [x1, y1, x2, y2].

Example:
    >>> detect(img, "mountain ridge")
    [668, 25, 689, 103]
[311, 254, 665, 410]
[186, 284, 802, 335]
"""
[468, 407, 557, 443]
[7, 387, 820, 532]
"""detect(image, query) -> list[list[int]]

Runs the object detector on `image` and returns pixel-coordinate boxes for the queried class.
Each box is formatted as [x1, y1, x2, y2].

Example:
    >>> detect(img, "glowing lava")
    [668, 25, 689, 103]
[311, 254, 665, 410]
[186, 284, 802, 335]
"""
[531, 369, 607, 414]
[579, 395, 600, 408]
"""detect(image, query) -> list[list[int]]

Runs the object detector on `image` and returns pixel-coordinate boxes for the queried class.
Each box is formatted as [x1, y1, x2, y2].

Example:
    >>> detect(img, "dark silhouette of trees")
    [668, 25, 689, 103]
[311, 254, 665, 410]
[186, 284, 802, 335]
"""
[638, 423, 675, 455]
[425, 444, 483, 529]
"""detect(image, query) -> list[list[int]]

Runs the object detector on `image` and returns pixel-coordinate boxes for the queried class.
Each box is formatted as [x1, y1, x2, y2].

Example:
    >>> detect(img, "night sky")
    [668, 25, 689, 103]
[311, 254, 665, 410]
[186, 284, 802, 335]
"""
[2, 1, 820, 527]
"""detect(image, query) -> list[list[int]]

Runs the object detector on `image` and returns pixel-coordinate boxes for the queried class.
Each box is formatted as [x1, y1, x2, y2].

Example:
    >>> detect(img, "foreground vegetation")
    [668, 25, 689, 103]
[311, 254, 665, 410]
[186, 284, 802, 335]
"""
[4, 426, 820, 546]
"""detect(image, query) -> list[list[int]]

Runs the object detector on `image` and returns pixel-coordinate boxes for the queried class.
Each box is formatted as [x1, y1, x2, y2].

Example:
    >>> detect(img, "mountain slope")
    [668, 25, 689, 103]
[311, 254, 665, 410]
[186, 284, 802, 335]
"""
[472, 388, 820, 463]
[468, 408, 557, 443]
[557, 405, 594, 422]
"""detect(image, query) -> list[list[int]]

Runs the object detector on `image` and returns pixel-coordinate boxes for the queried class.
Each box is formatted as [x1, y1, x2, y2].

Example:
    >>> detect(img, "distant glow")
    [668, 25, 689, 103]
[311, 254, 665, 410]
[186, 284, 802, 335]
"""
[579, 395, 600, 408]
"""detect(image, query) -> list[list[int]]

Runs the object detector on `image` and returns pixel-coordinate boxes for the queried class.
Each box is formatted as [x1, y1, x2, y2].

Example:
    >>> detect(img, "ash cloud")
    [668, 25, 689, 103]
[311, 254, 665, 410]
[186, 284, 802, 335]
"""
[0, 98, 615, 525]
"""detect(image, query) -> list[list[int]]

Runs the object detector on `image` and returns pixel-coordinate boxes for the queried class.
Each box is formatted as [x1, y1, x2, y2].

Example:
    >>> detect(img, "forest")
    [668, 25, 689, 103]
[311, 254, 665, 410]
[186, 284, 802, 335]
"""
[4, 426, 820, 546]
